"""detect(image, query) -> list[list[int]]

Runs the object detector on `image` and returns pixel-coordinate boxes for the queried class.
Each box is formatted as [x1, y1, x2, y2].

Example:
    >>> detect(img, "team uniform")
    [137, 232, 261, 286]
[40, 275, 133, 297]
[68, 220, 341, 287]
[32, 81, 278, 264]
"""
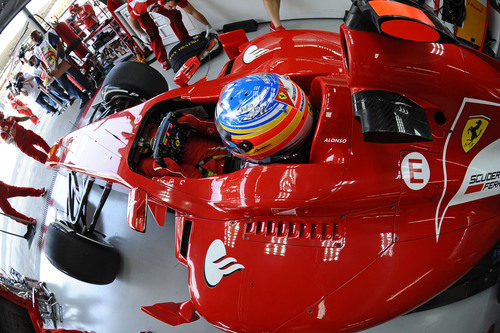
[140, 135, 227, 178]
[0, 116, 51, 164]
[9, 97, 38, 125]
[139, 114, 228, 178]
[127, 0, 189, 66]
[76, 4, 99, 31]
[0, 181, 44, 224]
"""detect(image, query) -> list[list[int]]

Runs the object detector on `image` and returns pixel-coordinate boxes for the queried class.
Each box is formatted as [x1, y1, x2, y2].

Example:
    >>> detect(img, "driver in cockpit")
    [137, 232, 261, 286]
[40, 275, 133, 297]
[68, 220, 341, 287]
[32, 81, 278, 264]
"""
[138, 113, 228, 178]
[215, 73, 313, 164]
[139, 73, 313, 179]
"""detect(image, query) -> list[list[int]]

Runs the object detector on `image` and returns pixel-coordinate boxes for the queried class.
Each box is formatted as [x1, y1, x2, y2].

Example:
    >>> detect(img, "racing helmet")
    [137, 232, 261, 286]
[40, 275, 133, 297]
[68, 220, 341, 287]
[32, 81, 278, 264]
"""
[216, 73, 313, 163]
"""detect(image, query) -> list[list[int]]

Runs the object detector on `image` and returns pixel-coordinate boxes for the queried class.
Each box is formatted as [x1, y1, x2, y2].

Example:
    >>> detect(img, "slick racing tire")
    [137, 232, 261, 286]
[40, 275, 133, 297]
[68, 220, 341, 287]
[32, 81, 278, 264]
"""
[44, 221, 121, 285]
[168, 33, 222, 73]
[101, 61, 169, 104]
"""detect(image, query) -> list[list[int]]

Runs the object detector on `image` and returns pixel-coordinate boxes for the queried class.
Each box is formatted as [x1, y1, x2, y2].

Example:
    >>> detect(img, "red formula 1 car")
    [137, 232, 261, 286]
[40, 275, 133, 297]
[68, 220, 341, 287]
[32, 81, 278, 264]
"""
[43, 0, 500, 332]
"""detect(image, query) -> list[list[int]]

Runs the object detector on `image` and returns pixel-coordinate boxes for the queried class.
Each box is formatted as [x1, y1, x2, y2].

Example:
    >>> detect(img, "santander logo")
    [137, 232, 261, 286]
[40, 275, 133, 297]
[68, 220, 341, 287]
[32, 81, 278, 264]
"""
[243, 45, 270, 64]
[204, 239, 244, 288]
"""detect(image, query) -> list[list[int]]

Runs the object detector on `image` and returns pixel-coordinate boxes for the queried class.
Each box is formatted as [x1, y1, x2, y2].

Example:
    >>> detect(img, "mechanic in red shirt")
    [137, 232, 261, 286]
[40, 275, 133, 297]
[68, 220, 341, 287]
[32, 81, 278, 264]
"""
[138, 114, 228, 178]
[0, 181, 45, 224]
[127, 0, 215, 69]
[0, 112, 51, 164]
[70, 3, 99, 32]
[7, 93, 39, 125]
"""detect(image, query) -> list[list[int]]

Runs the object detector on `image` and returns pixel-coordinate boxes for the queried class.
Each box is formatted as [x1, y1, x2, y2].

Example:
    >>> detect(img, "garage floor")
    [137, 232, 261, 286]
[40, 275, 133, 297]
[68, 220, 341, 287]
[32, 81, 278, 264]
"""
[1, 18, 499, 333]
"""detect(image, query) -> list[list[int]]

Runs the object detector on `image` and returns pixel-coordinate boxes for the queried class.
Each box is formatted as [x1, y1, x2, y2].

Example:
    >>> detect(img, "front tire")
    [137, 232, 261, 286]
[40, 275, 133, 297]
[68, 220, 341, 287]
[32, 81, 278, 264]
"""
[101, 61, 169, 104]
[44, 221, 120, 285]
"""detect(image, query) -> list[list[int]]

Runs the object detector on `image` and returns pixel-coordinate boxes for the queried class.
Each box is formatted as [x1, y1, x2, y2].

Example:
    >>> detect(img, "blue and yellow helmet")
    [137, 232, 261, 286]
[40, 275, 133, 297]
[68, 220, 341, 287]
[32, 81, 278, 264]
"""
[216, 73, 313, 163]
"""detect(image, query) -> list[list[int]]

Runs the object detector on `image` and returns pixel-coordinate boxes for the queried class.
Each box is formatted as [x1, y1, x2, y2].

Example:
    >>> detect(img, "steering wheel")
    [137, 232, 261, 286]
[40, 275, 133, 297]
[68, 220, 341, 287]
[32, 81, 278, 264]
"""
[152, 113, 191, 167]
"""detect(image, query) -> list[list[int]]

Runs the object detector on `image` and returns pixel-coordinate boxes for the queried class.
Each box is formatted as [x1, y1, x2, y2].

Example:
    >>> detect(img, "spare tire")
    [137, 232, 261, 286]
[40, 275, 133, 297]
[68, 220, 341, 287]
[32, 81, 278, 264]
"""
[44, 222, 121, 285]
[168, 33, 222, 73]
[101, 61, 168, 104]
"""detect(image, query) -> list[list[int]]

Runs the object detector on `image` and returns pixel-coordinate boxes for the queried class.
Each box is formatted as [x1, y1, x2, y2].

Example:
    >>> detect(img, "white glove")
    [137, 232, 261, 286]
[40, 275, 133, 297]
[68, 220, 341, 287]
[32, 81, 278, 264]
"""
[139, 31, 151, 44]
[205, 24, 217, 38]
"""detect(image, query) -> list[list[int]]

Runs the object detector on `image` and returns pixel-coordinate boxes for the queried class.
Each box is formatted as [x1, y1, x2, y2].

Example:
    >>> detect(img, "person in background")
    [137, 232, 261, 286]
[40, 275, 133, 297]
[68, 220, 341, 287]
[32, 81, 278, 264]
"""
[0, 111, 51, 164]
[0, 180, 45, 225]
[127, 0, 216, 70]
[263, 0, 285, 31]
[30, 30, 92, 106]
[7, 92, 39, 125]
[16, 72, 59, 114]
[70, 3, 100, 32]
[28, 54, 72, 108]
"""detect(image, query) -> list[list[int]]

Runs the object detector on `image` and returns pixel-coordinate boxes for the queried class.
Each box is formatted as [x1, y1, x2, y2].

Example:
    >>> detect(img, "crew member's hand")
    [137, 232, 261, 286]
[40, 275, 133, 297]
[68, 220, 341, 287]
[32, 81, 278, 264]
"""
[205, 25, 217, 38]
[139, 32, 151, 44]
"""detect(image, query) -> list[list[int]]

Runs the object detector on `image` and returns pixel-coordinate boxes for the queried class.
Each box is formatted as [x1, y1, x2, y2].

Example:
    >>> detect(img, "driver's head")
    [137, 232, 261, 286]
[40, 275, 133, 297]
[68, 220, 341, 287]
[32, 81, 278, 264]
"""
[69, 3, 80, 12]
[216, 73, 313, 163]
[30, 30, 43, 45]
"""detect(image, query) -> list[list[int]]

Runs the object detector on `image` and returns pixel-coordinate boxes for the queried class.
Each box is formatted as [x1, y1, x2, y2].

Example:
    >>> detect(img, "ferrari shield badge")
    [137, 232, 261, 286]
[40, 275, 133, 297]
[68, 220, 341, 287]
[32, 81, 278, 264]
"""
[461, 115, 489, 153]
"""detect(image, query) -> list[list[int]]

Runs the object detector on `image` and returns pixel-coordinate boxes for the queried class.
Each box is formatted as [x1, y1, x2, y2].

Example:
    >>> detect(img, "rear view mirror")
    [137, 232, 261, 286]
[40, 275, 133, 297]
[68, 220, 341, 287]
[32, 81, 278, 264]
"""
[127, 188, 148, 233]
[369, 0, 440, 42]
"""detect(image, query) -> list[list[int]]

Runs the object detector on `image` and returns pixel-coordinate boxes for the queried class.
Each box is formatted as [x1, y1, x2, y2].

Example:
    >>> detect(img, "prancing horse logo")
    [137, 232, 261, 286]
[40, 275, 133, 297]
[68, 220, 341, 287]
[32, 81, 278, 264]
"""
[204, 239, 244, 288]
[461, 115, 489, 153]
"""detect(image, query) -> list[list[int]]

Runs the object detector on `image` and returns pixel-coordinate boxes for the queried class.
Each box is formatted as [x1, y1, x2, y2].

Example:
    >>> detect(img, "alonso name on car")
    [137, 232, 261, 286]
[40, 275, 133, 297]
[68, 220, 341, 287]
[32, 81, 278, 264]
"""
[324, 138, 347, 143]
[401, 152, 430, 191]
[204, 239, 244, 288]
[243, 45, 270, 64]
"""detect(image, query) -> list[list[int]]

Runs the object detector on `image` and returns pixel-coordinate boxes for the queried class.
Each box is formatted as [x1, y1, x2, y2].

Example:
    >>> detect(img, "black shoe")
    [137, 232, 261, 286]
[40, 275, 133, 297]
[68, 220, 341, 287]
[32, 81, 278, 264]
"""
[23, 224, 36, 248]
[69, 97, 77, 105]
[23, 223, 35, 238]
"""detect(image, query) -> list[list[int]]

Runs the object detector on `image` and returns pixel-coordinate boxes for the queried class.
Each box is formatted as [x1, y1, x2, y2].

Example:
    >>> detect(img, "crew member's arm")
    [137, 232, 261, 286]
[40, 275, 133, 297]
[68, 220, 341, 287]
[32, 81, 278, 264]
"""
[78, 12, 91, 23]
[55, 39, 64, 63]
[182, 3, 210, 26]
[23, 76, 35, 83]
[129, 16, 151, 43]
[34, 56, 50, 75]
[13, 116, 32, 123]
[38, 83, 50, 95]
[129, 16, 144, 34]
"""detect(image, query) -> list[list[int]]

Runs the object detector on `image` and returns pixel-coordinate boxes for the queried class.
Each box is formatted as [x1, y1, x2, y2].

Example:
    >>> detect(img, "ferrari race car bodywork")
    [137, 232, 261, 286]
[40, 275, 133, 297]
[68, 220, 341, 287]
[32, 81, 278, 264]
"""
[46, 1, 500, 332]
